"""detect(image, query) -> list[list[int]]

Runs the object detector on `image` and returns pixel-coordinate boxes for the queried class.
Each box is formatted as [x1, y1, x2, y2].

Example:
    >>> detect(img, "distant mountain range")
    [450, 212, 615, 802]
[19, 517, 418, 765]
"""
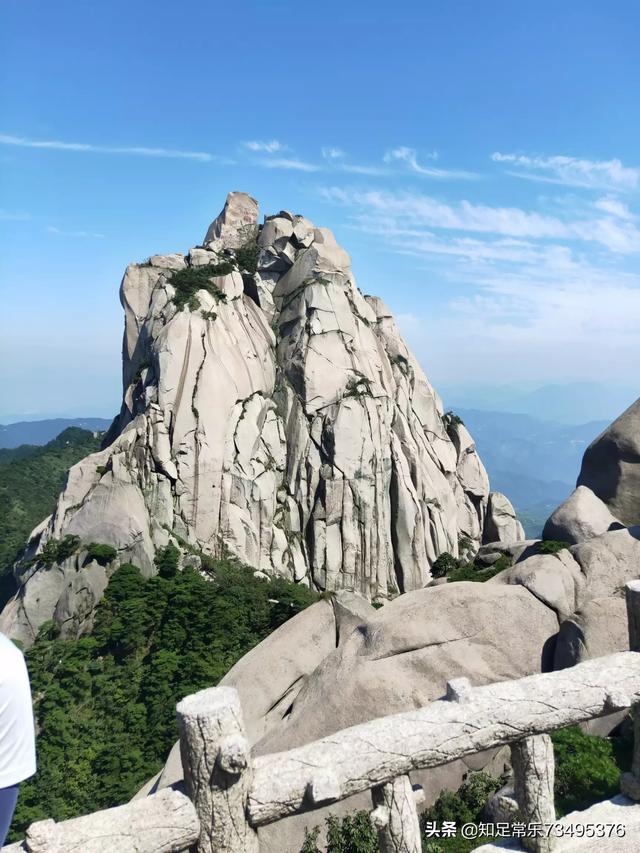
[0, 418, 112, 449]
[456, 408, 610, 537]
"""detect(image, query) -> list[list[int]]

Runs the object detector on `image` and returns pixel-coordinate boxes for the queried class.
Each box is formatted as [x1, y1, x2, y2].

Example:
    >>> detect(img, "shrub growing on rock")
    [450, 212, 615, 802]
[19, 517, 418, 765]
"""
[39, 534, 81, 566]
[551, 725, 631, 815]
[85, 543, 118, 566]
[432, 552, 458, 578]
[442, 411, 464, 431]
[235, 238, 260, 274]
[539, 540, 571, 555]
[446, 560, 509, 583]
[169, 263, 232, 310]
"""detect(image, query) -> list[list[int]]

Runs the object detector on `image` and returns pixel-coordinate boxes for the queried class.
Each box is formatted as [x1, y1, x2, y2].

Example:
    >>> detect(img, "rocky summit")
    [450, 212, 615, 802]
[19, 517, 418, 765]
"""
[1, 192, 520, 645]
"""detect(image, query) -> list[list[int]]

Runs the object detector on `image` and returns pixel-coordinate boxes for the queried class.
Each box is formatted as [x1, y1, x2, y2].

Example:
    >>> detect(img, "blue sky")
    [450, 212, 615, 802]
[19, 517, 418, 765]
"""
[1, 0, 639, 420]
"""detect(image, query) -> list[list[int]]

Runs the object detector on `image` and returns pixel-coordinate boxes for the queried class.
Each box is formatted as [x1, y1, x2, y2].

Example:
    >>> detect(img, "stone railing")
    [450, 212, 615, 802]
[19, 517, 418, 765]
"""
[6, 579, 640, 853]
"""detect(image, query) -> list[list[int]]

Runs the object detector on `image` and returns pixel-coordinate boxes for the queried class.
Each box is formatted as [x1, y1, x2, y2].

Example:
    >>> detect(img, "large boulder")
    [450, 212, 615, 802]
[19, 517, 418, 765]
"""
[577, 398, 640, 527]
[543, 485, 624, 544]
[490, 548, 584, 621]
[495, 526, 640, 666]
[251, 581, 556, 852]
[256, 583, 558, 755]
[139, 592, 376, 796]
[0, 550, 111, 647]
[554, 595, 627, 671]
[483, 491, 525, 545]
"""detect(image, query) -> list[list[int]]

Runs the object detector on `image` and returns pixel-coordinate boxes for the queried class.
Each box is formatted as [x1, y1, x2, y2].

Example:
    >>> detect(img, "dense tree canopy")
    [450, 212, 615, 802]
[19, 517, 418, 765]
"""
[9, 553, 317, 841]
[0, 427, 101, 605]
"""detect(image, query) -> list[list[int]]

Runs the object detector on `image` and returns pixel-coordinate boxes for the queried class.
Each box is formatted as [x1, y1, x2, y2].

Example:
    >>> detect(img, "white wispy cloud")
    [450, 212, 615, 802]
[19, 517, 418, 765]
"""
[242, 140, 286, 153]
[321, 146, 388, 175]
[259, 157, 320, 172]
[339, 163, 389, 176]
[593, 196, 635, 220]
[395, 232, 640, 385]
[46, 225, 105, 239]
[320, 186, 640, 253]
[383, 146, 476, 179]
[319, 182, 640, 382]
[492, 152, 640, 192]
[0, 132, 221, 162]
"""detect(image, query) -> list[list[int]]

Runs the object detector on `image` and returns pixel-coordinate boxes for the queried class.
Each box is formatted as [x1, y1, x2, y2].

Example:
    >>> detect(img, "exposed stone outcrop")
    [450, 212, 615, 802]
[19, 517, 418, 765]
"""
[2, 193, 501, 643]
[483, 491, 525, 545]
[552, 527, 640, 668]
[543, 484, 624, 544]
[492, 526, 640, 669]
[577, 397, 640, 527]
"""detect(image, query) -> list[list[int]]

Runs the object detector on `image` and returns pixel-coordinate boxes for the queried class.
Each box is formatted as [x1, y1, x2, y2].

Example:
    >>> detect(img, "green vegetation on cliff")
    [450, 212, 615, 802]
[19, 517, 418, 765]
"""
[9, 552, 318, 841]
[0, 427, 101, 603]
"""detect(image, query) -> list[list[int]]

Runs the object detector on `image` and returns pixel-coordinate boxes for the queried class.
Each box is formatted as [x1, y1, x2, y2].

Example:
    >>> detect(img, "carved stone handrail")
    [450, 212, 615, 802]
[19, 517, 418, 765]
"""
[247, 650, 640, 826]
[3, 788, 198, 853]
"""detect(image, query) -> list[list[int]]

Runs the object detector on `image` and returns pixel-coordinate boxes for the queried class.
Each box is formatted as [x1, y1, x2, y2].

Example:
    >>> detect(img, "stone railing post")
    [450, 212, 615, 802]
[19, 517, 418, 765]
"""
[176, 686, 259, 853]
[511, 734, 556, 853]
[621, 580, 640, 800]
[370, 775, 422, 853]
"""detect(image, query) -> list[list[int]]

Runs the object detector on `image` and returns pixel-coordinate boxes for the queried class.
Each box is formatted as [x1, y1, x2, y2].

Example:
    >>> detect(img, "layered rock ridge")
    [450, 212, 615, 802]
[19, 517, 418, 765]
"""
[2, 192, 503, 643]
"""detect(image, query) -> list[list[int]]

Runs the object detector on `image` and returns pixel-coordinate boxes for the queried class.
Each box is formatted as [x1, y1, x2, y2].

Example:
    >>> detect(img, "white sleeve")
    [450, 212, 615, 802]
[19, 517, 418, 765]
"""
[0, 634, 37, 787]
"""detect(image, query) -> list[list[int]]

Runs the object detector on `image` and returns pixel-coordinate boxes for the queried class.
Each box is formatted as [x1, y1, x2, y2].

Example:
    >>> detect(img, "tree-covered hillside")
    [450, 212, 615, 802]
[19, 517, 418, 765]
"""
[0, 427, 102, 606]
[9, 547, 318, 841]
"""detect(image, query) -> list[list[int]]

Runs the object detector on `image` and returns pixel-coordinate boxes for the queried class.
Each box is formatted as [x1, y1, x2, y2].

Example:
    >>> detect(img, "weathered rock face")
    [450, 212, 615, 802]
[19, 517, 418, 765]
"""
[543, 484, 624, 545]
[577, 398, 640, 528]
[2, 192, 497, 643]
[483, 491, 525, 545]
[492, 526, 640, 668]
[255, 582, 558, 753]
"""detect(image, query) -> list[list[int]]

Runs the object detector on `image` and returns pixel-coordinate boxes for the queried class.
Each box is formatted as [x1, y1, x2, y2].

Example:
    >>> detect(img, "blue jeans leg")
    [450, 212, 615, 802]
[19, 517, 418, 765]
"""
[0, 785, 19, 847]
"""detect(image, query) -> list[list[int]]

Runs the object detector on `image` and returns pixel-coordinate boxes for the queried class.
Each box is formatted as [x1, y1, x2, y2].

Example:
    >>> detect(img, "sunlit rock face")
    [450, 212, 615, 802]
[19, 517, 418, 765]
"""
[2, 192, 497, 643]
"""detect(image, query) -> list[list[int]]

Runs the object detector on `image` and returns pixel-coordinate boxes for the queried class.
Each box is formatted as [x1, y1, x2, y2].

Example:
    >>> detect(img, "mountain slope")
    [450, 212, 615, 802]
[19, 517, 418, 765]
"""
[0, 427, 102, 606]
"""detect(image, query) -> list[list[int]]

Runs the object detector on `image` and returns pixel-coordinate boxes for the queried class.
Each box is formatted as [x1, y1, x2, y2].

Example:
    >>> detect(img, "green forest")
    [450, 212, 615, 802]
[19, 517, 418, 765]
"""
[9, 550, 317, 840]
[0, 427, 101, 606]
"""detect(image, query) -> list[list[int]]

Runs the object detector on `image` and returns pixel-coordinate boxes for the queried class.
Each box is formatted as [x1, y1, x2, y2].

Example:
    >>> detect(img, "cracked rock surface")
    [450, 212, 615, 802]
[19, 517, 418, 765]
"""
[2, 192, 500, 644]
